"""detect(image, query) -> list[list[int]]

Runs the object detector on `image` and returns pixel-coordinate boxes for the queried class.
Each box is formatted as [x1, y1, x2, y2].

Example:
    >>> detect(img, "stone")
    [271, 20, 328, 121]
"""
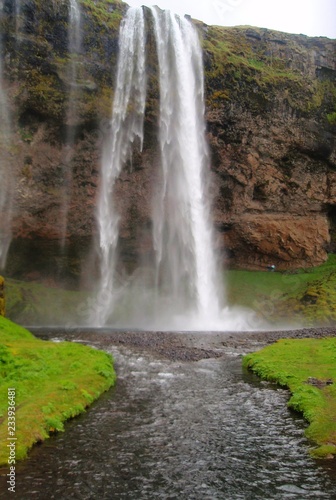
[0, 276, 5, 316]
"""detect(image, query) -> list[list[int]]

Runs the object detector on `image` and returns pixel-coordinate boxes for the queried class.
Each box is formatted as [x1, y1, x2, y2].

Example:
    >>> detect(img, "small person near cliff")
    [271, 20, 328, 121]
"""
[267, 265, 276, 272]
[0, 276, 5, 316]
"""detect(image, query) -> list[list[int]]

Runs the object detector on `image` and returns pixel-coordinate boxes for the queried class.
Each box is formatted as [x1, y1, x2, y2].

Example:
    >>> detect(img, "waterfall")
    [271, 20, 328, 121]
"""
[60, 0, 82, 247]
[90, 6, 255, 330]
[91, 7, 147, 326]
[91, 6, 225, 328]
[14, 0, 21, 36]
[0, 6, 13, 270]
[69, 0, 81, 52]
[150, 8, 222, 322]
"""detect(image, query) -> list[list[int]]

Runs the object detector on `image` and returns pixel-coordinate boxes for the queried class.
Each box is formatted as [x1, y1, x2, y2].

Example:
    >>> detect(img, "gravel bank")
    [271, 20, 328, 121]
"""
[31, 326, 336, 361]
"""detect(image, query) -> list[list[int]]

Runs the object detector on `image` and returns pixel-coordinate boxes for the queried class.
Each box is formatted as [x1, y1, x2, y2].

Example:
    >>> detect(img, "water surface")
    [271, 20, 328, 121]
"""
[1, 342, 335, 499]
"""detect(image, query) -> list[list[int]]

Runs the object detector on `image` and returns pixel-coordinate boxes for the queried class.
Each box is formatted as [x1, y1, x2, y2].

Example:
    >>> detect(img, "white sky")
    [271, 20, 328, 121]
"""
[126, 0, 336, 38]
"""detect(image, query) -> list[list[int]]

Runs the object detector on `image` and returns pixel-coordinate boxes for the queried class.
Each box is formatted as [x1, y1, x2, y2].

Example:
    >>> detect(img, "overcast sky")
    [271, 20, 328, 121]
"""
[126, 0, 336, 38]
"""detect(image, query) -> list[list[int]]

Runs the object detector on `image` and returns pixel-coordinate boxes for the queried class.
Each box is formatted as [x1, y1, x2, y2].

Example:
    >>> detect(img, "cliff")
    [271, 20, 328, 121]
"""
[203, 24, 336, 269]
[0, 0, 335, 286]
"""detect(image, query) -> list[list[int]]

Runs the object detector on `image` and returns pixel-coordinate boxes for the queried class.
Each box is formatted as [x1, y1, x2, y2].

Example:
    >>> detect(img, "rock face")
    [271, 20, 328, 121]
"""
[203, 25, 336, 269]
[0, 0, 335, 286]
[0, 276, 5, 316]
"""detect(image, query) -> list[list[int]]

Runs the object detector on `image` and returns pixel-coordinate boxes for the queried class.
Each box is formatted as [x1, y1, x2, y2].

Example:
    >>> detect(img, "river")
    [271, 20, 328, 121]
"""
[1, 331, 335, 499]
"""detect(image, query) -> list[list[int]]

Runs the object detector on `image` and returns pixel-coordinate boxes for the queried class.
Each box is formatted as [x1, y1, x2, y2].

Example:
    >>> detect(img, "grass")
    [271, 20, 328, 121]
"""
[0, 316, 116, 465]
[2, 255, 336, 328]
[4, 278, 88, 326]
[243, 338, 336, 458]
[224, 254, 336, 327]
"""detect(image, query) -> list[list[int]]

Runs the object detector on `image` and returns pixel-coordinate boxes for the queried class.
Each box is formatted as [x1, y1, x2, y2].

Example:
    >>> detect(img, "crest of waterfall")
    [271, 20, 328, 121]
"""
[0, 10, 13, 270]
[91, 7, 147, 326]
[150, 7, 223, 323]
[60, 0, 82, 247]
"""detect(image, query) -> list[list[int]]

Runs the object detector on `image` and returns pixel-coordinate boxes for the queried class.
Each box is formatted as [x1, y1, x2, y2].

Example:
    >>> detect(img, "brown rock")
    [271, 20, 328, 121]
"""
[0, 3, 335, 282]
[219, 214, 330, 270]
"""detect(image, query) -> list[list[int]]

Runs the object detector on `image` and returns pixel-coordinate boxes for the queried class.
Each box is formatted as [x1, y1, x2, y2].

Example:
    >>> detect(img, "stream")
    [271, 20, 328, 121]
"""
[1, 338, 336, 499]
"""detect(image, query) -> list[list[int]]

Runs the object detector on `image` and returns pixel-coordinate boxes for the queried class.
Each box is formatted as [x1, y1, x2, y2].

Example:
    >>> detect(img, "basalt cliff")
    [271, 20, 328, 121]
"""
[0, 0, 335, 287]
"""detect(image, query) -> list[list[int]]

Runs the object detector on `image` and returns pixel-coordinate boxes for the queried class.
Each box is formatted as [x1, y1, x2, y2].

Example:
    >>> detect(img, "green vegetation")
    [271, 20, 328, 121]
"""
[2, 255, 336, 327]
[81, 0, 124, 31]
[225, 254, 336, 327]
[5, 0, 123, 124]
[243, 338, 336, 458]
[0, 316, 116, 464]
[201, 25, 336, 117]
[4, 278, 88, 326]
[327, 111, 336, 125]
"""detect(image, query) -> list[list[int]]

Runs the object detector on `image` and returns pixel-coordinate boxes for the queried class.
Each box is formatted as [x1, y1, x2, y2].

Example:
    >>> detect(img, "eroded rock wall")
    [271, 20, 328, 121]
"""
[204, 26, 336, 269]
[0, 1, 335, 284]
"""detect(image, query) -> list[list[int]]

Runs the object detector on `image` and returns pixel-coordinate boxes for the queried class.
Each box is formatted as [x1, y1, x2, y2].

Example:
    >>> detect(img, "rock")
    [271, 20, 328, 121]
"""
[0, 1, 335, 283]
[219, 214, 330, 270]
[0, 276, 5, 316]
[307, 377, 333, 387]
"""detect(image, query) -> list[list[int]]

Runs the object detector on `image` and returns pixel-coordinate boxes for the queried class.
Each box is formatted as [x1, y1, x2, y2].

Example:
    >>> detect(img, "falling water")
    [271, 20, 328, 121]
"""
[0, 6, 13, 270]
[14, 0, 22, 37]
[60, 0, 82, 247]
[69, 0, 81, 51]
[91, 7, 254, 330]
[151, 8, 222, 324]
[91, 7, 147, 326]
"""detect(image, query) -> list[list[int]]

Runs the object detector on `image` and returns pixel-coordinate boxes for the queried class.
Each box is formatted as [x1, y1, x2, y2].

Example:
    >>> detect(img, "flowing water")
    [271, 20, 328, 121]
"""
[14, 0, 22, 37]
[0, 4, 13, 270]
[60, 0, 82, 247]
[91, 7, 147, 326]
[151, 8, 222, 322]
[91, 7, 252, 331]
[2, 339, 335, 499]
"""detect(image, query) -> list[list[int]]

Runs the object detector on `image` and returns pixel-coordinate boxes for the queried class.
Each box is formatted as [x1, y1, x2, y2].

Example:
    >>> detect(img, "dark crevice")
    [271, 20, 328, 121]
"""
[326, 204, 336, 253]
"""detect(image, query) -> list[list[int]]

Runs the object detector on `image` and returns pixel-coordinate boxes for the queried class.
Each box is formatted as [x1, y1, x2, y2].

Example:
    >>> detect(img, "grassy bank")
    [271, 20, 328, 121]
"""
[0, 316, 116, 465]
[243, 338, 336, 458]
[225, 254, 336, 327]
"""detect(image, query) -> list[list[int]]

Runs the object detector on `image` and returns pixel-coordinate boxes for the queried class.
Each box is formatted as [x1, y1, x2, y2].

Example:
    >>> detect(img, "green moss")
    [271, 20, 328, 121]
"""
[21, 69, 66, 120]
[201, 25, 336, 116]
[81, 0, 124, 30]
[4, 278, 88, 326]
[327, 111, 336, 125]
[243, 338, 336, 458]
[0, 316, 116, 464]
